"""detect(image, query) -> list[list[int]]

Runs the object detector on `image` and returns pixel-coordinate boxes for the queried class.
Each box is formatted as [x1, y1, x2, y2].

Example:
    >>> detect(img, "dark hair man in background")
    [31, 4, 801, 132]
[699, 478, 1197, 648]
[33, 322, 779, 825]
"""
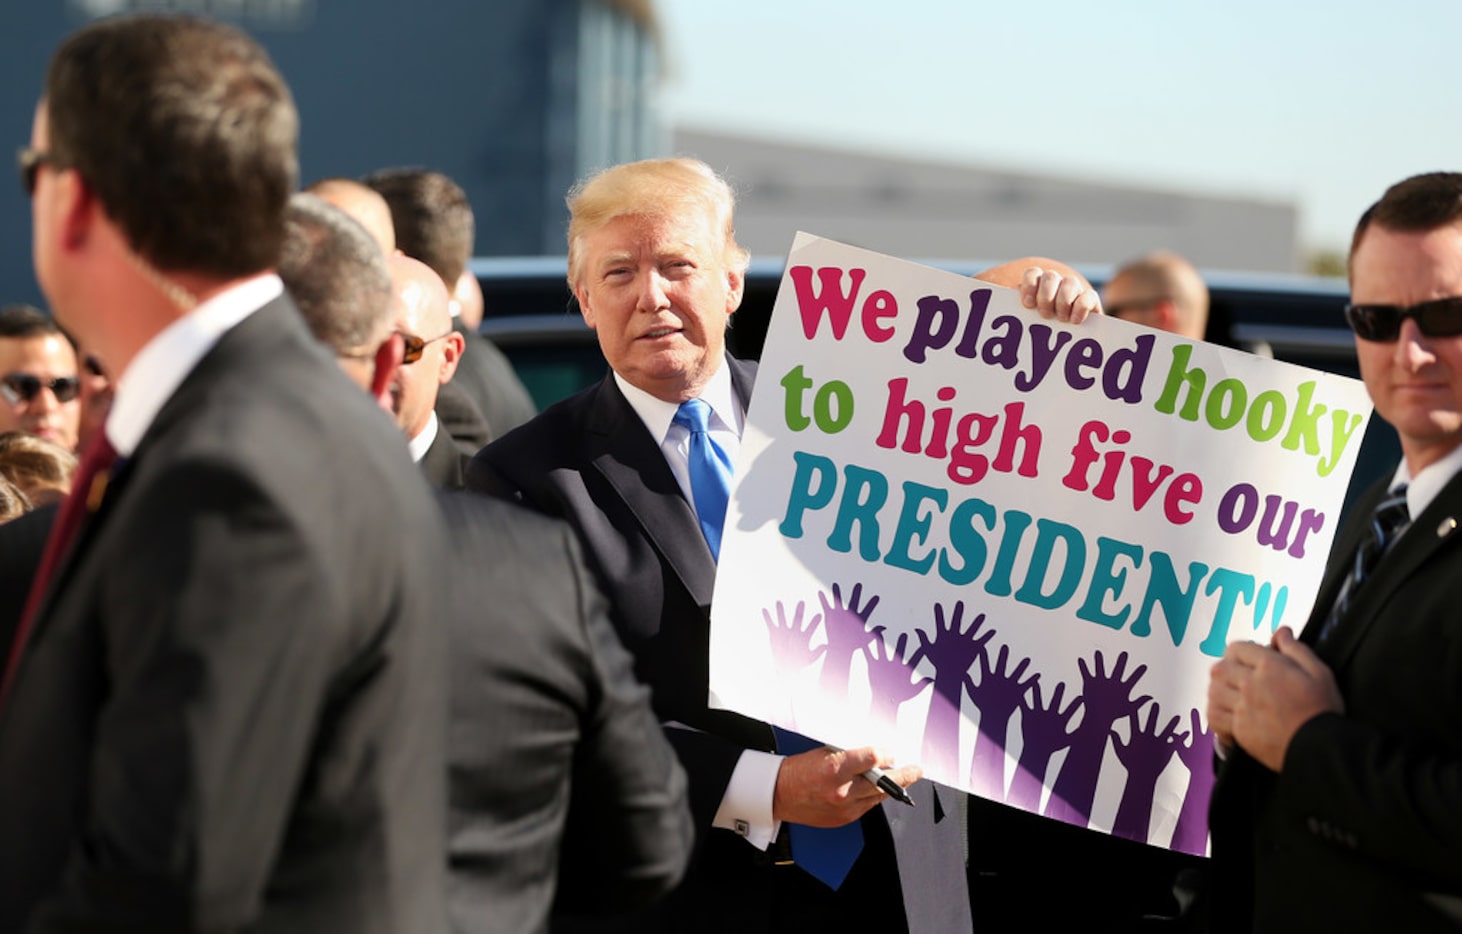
[364, 166, 539, 438]
[1208, 171, 1462, 931]
[0, 15, 447, 931]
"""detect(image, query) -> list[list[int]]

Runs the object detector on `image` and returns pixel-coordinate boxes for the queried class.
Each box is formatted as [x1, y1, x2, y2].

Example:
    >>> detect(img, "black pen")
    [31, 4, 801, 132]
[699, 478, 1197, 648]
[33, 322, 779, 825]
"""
[862, 764, 915, 807]
[827, 746, 915, 806]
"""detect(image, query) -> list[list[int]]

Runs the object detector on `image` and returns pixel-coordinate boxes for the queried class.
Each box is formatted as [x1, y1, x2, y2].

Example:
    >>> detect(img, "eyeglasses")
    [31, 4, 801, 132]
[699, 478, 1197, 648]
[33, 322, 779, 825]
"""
[1344, 296, 1462, 342]
[397, 329, 452, 365]
[1104, 297, 1168, 320]
[1, 372, 81, 405]
[17, 147, 59, 197]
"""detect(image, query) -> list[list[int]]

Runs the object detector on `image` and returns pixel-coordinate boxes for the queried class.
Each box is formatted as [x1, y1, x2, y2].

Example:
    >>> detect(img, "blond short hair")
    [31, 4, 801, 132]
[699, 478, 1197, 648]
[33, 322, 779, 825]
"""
[565, 158, 750, 291]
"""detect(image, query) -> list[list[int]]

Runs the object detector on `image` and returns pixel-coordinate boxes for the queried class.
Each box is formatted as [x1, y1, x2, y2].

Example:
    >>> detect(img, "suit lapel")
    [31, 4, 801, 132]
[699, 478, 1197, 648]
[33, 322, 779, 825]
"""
[581, 356, 759, 610]
[1318, 471, 1462, 670]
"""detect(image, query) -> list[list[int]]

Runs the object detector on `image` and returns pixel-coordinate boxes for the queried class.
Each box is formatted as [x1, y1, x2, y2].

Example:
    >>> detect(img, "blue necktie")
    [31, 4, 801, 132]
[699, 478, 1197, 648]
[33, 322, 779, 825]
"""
[674, 399, 733, 560]
[772, 727, 866, 890]
[674, 399, 865, 888]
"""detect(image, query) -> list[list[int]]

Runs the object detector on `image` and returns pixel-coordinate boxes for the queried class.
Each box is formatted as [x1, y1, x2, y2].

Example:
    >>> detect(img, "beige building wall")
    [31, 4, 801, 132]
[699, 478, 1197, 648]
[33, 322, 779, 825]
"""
[673, 129, 1300, 274]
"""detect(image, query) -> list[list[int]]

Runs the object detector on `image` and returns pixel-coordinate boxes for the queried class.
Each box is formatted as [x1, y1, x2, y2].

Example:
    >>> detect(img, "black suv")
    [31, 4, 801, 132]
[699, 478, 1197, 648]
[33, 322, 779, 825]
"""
[473, 256, 1397, 511]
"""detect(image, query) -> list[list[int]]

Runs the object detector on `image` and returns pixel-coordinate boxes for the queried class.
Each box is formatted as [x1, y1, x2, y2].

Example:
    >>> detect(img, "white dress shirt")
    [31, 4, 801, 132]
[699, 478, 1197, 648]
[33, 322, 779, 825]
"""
[613, 361, 785, 851]
[108, 274, 284, 456]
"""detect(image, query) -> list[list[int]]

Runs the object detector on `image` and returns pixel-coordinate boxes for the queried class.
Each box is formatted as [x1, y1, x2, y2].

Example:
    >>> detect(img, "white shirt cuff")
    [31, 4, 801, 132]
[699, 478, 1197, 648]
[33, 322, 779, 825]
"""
[711, 749, 783, 850]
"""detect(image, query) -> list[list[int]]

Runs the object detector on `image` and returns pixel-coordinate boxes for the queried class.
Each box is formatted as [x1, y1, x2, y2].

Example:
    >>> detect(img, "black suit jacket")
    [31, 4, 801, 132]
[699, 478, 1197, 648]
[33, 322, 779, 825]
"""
[0, 296, 448, 933]
[0, 503, 55, 653]
[1209, 470, 1462, 932]
[421, 419, 470, 491]
[438, 491, 692, 933]
[452, 319, 537, 440]
[466, 357, 969, 934]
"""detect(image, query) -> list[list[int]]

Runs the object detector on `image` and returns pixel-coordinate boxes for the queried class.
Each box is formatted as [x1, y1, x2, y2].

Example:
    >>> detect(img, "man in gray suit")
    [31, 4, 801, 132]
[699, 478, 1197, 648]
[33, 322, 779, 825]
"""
[0, 15, 446, 931]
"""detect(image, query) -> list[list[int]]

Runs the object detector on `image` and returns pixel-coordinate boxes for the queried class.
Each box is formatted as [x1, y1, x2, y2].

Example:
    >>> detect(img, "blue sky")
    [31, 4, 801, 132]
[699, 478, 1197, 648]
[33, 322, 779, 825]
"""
[655, 0, 1460, 257]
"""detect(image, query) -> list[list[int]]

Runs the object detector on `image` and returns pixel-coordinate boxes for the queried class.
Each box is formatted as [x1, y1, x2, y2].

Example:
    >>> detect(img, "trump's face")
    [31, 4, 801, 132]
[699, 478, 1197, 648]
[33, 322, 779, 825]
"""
[574, 209, 743, 403]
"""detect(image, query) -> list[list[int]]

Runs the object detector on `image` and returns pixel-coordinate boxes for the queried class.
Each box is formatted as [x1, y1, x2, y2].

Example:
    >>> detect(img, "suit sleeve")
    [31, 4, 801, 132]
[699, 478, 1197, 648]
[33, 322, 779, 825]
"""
[1277, 711, 1462, 891]
[30, 458, 350, 931]
[554, 526, 695, 913]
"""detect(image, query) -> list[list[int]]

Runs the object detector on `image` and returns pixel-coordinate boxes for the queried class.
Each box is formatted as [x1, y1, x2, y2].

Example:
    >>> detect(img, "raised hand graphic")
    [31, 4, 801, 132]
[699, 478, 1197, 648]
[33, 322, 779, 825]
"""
[816, 583, 881, 701]
[1111, 702, 1187, 843]
[965, 642, 1038, 796]
[763, 600, 826, 680]
[1007, 680, 1081, 811]
[909, 601, 993, 780]
[1046, 650, 1150, 827]
[863, 628, 932, 728]
[1170, 707, 1216, 854]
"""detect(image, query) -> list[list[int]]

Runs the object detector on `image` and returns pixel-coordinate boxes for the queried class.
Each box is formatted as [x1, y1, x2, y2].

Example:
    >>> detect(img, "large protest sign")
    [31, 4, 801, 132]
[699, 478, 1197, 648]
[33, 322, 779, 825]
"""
[709, 233, 1372, 855]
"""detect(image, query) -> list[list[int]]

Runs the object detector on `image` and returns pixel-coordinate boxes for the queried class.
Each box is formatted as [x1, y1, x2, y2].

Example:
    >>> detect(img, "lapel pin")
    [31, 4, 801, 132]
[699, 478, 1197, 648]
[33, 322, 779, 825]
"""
[1438, 517, 1458, 538]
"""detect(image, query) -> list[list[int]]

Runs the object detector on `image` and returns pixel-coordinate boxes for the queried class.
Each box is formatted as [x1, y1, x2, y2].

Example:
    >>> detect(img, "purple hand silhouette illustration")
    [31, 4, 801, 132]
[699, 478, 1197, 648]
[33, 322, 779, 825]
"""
[1170, 707, 1216, 855]
[763, 600, 826, 680]
[965, 641, 1038, 796]
[1045, 650, 1151, 828]
[817, 583, 881, 701]
[909, 601, 993, 781]
[863, 628, 932, 728]
[1111, 702, 1187, 843]
[762, 600, 826, 730]
[1007, 680, 1081, 812]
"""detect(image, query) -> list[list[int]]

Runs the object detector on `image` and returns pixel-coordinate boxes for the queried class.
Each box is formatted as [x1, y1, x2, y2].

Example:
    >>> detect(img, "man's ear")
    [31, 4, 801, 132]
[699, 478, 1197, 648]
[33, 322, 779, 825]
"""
[438, 332, 465, 383]
[576, 285, 596, 329]
[371, 333, 404, 411]
[1154, 299, 1179, 332]
[726, 265, 745, 315]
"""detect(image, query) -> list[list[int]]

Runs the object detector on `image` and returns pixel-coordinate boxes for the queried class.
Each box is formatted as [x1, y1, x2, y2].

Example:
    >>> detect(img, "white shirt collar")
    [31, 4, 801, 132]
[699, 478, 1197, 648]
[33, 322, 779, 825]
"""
[408, 410, 440, 463]
[613, 359, 743, 442]
[1392, 442, 1462, 520]
[106, 273, 283, 456]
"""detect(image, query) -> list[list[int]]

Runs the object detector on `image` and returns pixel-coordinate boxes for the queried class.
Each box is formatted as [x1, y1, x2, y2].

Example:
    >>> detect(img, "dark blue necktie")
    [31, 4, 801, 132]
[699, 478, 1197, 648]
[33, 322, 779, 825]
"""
[674, 399, 865, 888]
[771, 727, 866, 890]
[674, 399, 733, 559]
[1319, 484, 1410, 642]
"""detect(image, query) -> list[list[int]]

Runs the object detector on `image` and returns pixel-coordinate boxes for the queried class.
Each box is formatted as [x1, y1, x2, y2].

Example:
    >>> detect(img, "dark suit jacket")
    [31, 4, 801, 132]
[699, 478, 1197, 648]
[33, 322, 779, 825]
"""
[0, 503, 55, 653]
[438, 491, 692, 934]
[437, 378, 492, 454]
[1209, 470, 1462, 933]
[452, 319, 537, 440]
[421, 419, 470, 491]
[466, 357, 969, 934]
[0, 296, 448, 934]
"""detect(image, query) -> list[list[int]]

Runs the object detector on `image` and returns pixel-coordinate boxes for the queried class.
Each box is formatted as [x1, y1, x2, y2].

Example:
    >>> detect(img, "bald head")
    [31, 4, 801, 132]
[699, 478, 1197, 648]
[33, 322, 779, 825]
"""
[306, 178, 397, 254]
[388, 254, 462, 439]
[1103, 251, 1209, 341]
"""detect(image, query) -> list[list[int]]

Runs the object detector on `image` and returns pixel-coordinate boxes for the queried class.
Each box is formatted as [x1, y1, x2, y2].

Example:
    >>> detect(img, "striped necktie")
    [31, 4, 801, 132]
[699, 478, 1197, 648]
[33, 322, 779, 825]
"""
[1319, 484, 1409, 642]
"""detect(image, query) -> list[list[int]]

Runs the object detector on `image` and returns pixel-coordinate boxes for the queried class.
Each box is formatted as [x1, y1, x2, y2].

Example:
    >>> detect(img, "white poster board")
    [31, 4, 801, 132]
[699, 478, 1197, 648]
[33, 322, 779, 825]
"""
[710, 234, 1372, 854]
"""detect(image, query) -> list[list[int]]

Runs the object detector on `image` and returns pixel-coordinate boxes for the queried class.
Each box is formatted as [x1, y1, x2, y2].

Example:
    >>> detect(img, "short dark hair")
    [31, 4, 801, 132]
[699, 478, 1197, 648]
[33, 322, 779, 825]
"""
[44, 14, 298, 278]
[362, 168, 474, 287]
[0, 304, 63, 340]
[279, 194, 392, 354]
[1350, 172, 1462, 264]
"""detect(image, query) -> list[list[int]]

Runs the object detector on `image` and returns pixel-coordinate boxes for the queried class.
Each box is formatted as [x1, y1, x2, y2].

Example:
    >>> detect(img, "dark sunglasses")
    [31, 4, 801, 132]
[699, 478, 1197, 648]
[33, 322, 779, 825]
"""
[1, 372, 81, 405]
[17, 147, 60, 197]
[1344, 296, 1462, 342]
[397, 329, 452, 365]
